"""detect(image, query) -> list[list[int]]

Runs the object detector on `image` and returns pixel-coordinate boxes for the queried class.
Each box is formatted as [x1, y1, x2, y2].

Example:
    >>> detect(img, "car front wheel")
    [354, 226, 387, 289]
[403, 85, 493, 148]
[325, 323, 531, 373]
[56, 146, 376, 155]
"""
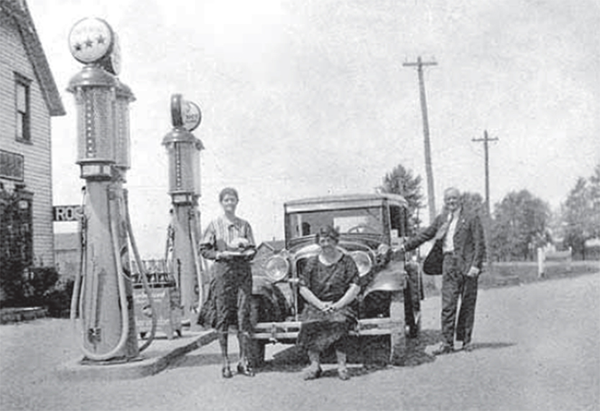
[248, 296, 267, 368]
[389, 290, 406, 364]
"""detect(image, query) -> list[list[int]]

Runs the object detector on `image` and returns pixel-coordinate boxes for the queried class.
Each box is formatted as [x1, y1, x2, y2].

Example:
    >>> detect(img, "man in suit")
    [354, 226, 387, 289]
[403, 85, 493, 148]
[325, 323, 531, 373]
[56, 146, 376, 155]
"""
[400, 187, 486, 354]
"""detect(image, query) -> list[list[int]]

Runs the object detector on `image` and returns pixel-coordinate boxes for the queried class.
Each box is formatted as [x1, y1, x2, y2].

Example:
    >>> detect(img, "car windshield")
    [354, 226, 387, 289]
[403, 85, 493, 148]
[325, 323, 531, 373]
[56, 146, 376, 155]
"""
[287, 207, 383, 239]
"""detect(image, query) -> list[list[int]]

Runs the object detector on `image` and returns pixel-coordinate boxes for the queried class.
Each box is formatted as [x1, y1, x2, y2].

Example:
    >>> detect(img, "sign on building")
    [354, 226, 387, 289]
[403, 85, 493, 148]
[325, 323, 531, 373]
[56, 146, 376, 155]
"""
[53, 205, 82, 222]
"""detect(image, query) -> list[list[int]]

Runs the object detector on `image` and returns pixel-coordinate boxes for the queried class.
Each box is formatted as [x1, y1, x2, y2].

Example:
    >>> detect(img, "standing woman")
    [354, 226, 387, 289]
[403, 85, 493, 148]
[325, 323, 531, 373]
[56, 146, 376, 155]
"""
[199, 187, 256, 378]
[297, 225, 361, 381]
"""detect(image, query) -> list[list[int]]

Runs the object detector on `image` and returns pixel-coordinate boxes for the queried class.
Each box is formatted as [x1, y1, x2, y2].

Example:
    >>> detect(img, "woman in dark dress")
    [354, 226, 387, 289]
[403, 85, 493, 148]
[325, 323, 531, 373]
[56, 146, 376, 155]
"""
[297, 225, 361, 381]
[199, 187, 256, 378]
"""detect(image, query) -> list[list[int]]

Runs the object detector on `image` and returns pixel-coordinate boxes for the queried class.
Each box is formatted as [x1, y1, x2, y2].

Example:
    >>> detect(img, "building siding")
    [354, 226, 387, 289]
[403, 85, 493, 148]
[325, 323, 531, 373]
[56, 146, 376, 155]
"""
[1, 9, 55, 266]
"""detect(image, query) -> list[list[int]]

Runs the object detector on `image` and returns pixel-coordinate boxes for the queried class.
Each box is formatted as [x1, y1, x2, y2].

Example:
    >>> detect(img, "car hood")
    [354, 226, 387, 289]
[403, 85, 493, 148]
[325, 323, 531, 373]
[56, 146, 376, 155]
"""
[287, 234, 385, 257]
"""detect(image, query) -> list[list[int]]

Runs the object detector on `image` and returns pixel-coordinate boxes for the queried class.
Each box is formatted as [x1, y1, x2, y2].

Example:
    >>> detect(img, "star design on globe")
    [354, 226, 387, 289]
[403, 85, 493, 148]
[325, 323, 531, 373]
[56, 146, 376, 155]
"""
[97, 35, 105, 44]
[85, 38, 93, 48]
[74, 43, 82, 52]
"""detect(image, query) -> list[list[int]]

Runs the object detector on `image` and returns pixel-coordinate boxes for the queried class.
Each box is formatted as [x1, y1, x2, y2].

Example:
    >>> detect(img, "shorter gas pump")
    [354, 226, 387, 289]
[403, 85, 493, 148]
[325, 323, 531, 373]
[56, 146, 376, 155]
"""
[162, 95, 204, 327]
[67, 18, 156, 362]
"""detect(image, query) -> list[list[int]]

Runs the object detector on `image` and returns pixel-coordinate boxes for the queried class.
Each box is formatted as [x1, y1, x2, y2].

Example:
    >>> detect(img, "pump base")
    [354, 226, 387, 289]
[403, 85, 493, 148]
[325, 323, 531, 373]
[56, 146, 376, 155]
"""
[80, 356, 143, 366]
[57, 329, 217, 381]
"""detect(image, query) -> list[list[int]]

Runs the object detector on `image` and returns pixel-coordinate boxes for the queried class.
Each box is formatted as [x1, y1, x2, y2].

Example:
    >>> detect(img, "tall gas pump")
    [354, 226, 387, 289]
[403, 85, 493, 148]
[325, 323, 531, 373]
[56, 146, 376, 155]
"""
[163, 95, 204, 326]
[67, 18, 147, 362]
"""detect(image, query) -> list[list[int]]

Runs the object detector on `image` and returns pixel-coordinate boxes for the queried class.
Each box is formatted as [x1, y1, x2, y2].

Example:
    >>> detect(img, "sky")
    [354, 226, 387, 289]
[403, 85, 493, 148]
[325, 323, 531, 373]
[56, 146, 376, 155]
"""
[29, 0, 600, 258]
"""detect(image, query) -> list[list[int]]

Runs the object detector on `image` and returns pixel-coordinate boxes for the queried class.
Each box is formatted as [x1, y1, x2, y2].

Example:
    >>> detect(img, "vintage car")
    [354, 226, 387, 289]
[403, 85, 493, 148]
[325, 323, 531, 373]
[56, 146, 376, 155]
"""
[248, 193, 423, 366]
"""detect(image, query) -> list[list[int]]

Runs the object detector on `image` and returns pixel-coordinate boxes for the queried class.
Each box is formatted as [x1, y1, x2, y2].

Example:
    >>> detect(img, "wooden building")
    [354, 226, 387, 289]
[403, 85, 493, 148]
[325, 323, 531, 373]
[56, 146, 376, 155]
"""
[0, 0, 65, 297]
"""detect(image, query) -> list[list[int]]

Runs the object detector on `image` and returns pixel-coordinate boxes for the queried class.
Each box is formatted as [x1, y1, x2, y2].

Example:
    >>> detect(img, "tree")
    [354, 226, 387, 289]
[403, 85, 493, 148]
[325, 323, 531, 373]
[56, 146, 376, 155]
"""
[589, 164, 600, 238]
[379, 164, 423, 235]
[460, 192, 484, 214]
[561, 164, 600, 259]
[490, 190, 551, 261]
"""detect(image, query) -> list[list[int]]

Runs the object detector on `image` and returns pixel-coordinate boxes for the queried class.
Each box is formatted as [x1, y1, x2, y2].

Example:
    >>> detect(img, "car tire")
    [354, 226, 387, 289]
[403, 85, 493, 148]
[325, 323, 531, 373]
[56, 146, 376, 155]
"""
[389, 290, 406, 365]
[248, 296, 267, 368]
[404, 266, 422, 339]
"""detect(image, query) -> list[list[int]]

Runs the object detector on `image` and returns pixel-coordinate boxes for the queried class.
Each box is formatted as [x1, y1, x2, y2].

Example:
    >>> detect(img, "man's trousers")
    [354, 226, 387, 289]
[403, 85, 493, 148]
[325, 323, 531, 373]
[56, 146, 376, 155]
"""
[441, 253, 479, 346]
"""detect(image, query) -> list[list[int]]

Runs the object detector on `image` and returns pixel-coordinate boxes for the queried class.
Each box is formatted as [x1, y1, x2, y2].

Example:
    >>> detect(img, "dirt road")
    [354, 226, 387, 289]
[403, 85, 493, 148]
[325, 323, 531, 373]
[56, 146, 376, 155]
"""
[1, 272, 598, 411]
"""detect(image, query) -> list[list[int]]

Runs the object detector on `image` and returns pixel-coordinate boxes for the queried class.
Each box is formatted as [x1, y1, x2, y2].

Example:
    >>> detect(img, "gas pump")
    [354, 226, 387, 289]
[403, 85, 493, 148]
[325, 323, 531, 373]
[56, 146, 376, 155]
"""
[67, 18, 155, 362]
[162, 95, 204, 326]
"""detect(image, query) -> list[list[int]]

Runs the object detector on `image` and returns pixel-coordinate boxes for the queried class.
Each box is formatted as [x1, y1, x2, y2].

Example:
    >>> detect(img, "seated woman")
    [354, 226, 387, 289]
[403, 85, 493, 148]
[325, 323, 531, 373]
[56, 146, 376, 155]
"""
[297, 225, 361, 381]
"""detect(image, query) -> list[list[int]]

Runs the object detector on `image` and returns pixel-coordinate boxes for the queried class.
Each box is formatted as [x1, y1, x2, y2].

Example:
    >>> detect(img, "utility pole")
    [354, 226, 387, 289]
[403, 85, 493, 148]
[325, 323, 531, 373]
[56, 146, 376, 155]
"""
[472, 130, 498, 216]
[403, 56, 438, 223]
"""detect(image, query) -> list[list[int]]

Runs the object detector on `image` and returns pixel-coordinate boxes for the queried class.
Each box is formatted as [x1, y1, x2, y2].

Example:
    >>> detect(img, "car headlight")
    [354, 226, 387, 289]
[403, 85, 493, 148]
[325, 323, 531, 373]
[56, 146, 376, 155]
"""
[265, 255, 289, 282]
[350, 251, 372, 277]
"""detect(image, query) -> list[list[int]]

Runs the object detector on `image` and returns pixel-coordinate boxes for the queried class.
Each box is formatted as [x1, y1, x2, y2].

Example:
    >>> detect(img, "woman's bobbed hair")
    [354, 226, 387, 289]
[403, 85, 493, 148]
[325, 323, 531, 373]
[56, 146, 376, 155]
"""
[315, 225, 340, 244]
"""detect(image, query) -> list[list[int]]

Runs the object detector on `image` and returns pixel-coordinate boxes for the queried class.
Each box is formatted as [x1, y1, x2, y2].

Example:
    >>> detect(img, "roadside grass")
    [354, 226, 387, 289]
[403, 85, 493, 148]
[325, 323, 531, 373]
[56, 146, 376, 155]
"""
[423, 260, 599, 297]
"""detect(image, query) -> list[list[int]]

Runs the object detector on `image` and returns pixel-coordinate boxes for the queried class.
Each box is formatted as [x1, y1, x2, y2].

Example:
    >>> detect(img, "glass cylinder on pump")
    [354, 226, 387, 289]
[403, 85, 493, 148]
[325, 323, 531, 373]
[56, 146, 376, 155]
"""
[68, 67, 117, 180]
[114, 80, 135, 172]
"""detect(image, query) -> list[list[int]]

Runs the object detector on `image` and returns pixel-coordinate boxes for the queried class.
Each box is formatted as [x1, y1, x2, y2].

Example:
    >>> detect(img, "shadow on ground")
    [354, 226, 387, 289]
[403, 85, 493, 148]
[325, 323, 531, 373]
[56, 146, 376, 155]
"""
[461, 341, 515, 352]
[169, 329, 515, 379]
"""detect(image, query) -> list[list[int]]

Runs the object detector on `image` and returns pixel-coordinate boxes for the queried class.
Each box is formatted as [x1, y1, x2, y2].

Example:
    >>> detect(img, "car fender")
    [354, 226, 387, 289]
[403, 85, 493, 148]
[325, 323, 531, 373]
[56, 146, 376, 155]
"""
[251, 276, 285, 321]
[363, 259, 406, 297]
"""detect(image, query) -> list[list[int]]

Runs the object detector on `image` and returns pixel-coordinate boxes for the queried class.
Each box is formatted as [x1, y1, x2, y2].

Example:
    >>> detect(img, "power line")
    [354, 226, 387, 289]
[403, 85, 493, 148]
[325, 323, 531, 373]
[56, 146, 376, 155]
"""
[403, 56, 438, 223]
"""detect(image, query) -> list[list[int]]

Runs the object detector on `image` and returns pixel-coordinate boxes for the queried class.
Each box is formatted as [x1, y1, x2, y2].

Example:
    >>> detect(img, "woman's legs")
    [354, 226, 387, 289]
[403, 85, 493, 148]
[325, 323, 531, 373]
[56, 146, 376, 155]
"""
[308, 350, 320, 369]
[218, 331, 232, 378]
[303, 349, 322, 380]
[236, 281, 255, 376]
[334, 339, 350, 380]
[236, 332, 255, 376]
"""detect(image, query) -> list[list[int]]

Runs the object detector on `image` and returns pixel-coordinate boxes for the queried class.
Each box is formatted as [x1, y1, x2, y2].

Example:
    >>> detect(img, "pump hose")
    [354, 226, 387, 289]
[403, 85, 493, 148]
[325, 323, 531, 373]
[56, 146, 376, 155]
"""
[70, 191, 87, 322]
[188, 211, 203, 312]
[123, 190, 157, 352]
[79, 186, 130, 361]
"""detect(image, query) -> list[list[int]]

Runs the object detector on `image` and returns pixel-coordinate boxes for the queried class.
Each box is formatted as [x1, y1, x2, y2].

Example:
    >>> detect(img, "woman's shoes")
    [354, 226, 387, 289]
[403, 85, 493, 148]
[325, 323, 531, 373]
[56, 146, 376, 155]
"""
[303, 366, 322, 380]
[338, 368, 350, 381]
[221, 365, 233, 379]
[237, 362, 255, 377]
[223, 362, 255, 378]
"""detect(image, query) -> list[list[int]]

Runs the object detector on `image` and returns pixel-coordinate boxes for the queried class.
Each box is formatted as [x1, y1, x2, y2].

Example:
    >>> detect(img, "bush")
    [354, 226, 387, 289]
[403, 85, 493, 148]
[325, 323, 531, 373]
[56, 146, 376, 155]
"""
[0, 256, 28, 307]
[28, 266, 59, 304]
[43, 278, 74, 318]
[0, 264, 73, 317]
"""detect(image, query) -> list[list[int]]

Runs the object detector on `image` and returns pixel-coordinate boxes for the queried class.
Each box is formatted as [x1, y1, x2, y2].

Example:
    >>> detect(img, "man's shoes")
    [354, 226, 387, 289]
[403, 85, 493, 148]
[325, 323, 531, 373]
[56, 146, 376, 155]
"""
[303, 366, 322, 380]
[338, 368, 350, 381]
[462, 342, 474, 352]
[222, 365, 233, 379]
[237, 362, 255, 377]
[432, 343, 454, 356]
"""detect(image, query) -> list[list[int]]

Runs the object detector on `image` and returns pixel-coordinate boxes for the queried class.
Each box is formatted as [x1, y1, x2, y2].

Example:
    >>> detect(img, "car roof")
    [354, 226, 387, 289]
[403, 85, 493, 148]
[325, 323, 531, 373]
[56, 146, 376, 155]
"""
[284, 193, 408, 213]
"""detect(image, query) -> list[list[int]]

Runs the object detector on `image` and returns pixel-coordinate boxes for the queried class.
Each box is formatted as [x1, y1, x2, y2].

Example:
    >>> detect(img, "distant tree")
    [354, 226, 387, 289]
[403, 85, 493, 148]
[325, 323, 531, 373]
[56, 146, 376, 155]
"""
[379, 164, 423, 235]
[589, 164, 600, 238]
[460, 192, 484, 214]
[490, 190, 551, 261]
[561, 165, 600, 259]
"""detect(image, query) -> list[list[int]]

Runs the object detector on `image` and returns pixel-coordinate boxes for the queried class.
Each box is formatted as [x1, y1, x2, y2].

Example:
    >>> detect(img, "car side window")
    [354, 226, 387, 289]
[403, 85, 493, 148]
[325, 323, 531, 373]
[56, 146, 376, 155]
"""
[389, 205, 407, 237]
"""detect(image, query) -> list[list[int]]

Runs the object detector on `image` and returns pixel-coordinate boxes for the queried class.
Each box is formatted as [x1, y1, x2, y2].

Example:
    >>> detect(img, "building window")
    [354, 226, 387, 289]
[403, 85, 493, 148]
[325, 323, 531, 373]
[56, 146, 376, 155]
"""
[0, 150, 25, 181]
[15, 74, 31, 142]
